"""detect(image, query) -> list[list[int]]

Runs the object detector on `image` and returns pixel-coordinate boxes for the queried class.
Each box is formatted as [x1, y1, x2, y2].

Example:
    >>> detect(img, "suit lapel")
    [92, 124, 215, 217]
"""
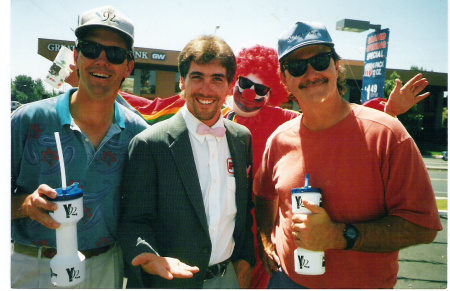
[167, 113, 209, 233]
[224, 121, 247, 228]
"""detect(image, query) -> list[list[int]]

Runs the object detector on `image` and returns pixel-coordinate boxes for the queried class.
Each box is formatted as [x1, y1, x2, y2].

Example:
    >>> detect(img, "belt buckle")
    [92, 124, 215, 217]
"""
[219, 262, 227, 277]
[204, 261, 228, 282]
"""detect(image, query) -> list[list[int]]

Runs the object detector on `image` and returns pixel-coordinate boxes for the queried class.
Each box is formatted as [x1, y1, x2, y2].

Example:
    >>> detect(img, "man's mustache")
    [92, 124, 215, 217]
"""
[299, 78, 328, 89]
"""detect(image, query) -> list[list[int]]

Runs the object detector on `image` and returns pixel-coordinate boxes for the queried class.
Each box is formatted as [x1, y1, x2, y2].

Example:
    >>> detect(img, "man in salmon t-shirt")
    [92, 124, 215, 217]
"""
[254, 21, 442, 289]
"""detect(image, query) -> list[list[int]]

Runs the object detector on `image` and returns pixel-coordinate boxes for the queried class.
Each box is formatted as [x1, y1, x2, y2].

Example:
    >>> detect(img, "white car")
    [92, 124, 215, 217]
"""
[11, 101, 21, 111]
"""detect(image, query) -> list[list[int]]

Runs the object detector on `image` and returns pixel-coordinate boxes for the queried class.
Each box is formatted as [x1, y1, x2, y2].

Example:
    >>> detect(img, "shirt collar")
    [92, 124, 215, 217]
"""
[56, 88, 126, 129]
[181, 105, 225, 143]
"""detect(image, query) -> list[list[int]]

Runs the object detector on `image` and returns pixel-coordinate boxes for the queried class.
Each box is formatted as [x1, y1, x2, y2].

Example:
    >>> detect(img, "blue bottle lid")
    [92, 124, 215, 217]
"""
[48, 182, 83, 201]
[291, 174, 322, 194]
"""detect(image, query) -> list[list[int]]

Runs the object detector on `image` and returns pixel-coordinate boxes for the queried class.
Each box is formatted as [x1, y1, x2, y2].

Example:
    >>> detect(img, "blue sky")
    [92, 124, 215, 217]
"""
[8, 0, 449, 87]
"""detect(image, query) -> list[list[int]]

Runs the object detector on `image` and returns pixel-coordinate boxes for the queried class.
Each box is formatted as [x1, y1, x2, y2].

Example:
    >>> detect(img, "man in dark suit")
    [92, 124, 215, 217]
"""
[118, 35, 255, 288]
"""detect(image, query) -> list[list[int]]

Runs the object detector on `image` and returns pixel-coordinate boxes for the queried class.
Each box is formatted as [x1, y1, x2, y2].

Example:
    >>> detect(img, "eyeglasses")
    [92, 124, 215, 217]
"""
[282, 52, 332, 77]
[76, 40, 133, 65]
[238, 76, 271, 96]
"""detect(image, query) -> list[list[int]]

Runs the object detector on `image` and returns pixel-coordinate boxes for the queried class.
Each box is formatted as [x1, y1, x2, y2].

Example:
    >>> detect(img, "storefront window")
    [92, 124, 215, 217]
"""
[121, 69, 157, 96]
[121, 75, 134, 93]
[140, 69, 156, 95]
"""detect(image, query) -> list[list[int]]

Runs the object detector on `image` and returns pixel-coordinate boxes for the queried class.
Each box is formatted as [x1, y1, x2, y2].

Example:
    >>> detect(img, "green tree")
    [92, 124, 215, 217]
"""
[12, 75, 35, 104]
[11, 75, 56, 104]
[34, 79, 47, 99]
[385, 71, 424, 139]
[410, 65, 433, 73]
[442, 107, 448, 128]
[383, 71, 400, 99]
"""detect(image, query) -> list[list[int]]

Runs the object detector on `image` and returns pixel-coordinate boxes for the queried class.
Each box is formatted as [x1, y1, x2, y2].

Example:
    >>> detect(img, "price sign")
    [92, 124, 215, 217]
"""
[361, 28, 390, 103]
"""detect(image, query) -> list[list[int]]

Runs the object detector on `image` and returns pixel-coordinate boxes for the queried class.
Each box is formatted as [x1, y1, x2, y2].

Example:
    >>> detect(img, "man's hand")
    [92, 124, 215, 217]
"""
[132, 253, 200, 280]
[257, 233, 280, 276]
[254, 195, 281, 276]
[65, 64, 79, 87]
[385, 73, 430, 117]
[291, 199, 346, 251]
[232, 260, 252, 288]
[12, 184, 60, 229]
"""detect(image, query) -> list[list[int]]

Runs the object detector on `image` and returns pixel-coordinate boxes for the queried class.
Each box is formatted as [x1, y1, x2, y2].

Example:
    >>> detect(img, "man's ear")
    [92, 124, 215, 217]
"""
[125, 60, 135, 78]
[74, 49, 79, 66]
[180, 77, 186, 91]
[335, 60, 340, 74]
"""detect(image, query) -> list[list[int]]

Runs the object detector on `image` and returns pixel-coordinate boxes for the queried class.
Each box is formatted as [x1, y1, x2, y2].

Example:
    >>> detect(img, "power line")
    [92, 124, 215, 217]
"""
[27, 0, 75, 33]
[55, 0, 78, 27]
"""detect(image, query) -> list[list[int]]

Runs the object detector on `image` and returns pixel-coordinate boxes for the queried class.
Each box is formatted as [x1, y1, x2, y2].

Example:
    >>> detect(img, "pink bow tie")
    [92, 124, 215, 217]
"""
[197, 123, 226, 138]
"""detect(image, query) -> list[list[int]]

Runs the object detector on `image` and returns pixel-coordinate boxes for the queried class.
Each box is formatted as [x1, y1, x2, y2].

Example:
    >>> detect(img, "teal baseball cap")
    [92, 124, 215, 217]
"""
[278, 21, 334, 61]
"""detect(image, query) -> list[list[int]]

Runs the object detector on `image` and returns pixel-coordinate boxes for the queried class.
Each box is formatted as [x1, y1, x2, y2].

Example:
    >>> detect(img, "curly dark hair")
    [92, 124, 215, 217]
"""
[332, 49, 347, 97]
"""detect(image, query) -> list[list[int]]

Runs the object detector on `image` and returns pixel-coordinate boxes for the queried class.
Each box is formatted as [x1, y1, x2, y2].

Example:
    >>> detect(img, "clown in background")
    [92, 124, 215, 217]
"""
[225, 45, 299, 184]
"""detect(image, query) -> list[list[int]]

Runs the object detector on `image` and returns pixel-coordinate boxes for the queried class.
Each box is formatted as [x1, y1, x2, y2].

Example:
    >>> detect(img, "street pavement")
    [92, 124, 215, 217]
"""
[395, 156, 448, 289]
[396, 215, 447, 289]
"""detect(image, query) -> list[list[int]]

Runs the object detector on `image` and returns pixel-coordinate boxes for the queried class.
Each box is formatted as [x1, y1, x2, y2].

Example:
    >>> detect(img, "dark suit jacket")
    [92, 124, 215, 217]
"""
[118, 111, 255, 288]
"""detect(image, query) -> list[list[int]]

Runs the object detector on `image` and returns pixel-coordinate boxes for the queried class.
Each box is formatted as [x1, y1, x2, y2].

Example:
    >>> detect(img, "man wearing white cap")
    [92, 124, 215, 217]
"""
[11, 6, 149, 288]
[254, 21, 442, 288]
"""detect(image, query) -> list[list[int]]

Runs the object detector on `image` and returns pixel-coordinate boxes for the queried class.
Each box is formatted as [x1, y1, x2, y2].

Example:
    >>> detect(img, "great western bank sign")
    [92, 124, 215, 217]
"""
[361, 28, 390, 103]
[38, 38, 179, 66]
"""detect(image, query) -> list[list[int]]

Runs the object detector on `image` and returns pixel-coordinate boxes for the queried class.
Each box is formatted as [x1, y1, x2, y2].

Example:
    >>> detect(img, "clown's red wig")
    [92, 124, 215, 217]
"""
[235, 45, 289, 107]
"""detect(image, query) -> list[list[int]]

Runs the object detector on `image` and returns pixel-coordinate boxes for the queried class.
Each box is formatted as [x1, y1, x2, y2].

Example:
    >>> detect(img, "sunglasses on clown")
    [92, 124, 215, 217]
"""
[282, 52, 332, 77]
[76, 39, 134, 65]
[238, 76, 271, 97]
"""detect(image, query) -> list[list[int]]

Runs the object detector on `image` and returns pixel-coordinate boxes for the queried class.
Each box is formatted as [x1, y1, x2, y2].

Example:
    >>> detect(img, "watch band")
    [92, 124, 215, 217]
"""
[344, 224, 359, 250]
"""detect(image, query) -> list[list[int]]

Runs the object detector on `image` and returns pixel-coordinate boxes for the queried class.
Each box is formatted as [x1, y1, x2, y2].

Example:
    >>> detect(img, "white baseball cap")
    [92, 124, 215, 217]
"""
[75, 6, 134, 49]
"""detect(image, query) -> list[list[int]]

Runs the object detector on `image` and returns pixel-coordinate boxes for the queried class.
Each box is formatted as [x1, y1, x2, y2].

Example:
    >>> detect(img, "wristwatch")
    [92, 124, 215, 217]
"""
[343, 224, 359, 250]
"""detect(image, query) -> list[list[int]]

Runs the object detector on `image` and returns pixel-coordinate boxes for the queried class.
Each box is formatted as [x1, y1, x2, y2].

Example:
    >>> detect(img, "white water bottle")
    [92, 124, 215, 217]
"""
[48, 183, 86, 287]
[291, 174, 325, 275]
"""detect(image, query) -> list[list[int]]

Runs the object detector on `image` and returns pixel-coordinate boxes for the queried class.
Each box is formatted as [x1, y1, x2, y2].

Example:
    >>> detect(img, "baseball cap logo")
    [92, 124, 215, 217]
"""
[75, 6, 134, 48]
[287, 30, 320, 43]
[96, 10, 119, 25]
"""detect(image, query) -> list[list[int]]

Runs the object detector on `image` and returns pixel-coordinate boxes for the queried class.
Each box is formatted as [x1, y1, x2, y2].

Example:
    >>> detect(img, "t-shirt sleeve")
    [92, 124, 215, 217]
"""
[384, 137, 442, 230]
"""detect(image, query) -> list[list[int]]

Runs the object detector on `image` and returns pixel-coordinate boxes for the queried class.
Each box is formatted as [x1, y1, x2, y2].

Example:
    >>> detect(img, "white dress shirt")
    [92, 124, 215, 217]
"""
[181, 106, 236, 266]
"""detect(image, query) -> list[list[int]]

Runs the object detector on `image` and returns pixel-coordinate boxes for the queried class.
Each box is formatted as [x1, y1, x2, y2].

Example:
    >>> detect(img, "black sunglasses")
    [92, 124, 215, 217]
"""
[238, 76, 271, 96]
[282, 52, 332, 77]
[76, 40, 133, 65]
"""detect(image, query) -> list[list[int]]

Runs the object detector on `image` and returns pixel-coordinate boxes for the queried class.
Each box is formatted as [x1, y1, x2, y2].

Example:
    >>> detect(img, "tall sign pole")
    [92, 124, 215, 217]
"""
[361, 28, 390, 103]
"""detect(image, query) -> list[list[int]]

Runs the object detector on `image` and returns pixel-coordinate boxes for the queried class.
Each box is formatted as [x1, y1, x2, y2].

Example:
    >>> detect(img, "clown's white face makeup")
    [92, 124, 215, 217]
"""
[233, 74, 269, 116]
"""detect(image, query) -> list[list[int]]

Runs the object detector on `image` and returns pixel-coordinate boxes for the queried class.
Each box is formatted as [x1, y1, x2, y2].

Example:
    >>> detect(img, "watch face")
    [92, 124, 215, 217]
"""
[346, 226, 358, 239]
[344, 224, 359, 250]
